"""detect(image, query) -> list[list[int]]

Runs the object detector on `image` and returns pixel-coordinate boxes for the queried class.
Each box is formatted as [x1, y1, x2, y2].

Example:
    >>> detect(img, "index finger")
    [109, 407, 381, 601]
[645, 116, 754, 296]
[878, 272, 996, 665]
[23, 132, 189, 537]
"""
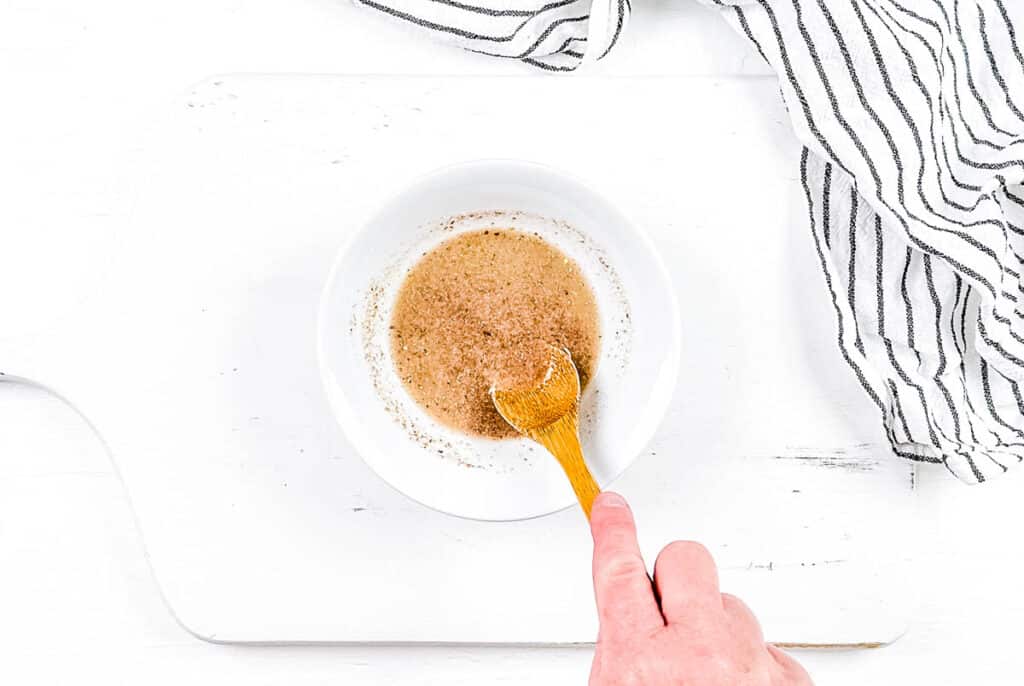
[590, 492, 664, 639]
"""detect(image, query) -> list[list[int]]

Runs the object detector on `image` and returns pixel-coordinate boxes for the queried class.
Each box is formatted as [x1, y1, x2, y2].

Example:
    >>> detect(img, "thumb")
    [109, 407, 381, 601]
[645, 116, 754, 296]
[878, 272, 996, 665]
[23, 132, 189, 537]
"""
[590, 492, 664, 638]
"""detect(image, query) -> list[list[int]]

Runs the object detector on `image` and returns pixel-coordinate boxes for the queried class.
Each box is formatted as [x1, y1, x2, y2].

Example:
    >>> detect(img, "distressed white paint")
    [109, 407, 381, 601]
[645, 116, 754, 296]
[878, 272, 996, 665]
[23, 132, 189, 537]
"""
[6, 1, 1024, 683]
[0, 74, 913, 645]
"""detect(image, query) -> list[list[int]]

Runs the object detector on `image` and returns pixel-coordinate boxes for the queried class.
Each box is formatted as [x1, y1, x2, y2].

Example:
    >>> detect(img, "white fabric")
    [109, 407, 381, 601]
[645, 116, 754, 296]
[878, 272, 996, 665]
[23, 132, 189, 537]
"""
[357, 0, 1024, 483]
[353, 0, 630, 70]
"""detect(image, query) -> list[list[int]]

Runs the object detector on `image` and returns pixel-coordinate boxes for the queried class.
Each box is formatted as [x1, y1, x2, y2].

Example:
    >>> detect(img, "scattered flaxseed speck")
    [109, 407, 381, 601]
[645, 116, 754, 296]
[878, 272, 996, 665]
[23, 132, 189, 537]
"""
[355, 210, 631, 473]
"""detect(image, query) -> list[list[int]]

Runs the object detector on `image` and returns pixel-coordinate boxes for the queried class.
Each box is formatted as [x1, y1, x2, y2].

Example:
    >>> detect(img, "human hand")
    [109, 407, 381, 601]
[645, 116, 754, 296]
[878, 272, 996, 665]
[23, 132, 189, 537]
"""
[589, 492, 813, 686]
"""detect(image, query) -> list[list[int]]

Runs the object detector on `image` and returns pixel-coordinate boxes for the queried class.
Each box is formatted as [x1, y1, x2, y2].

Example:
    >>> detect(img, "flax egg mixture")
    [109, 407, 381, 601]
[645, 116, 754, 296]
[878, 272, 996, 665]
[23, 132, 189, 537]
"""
[389, 228, 601, 439]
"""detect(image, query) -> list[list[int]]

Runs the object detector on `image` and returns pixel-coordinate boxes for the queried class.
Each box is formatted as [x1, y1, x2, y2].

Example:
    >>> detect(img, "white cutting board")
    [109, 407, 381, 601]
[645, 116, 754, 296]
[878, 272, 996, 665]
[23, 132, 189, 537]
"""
[0, 75, 915, 645]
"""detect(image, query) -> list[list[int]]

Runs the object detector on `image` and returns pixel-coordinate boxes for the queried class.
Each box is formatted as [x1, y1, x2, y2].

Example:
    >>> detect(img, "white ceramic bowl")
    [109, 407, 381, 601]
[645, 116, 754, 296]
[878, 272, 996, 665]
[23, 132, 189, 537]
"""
[318, 160, 680, 520]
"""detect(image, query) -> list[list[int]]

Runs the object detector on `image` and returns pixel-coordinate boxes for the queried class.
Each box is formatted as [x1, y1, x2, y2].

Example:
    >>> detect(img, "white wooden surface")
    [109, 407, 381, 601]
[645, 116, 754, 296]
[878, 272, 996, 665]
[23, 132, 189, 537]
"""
[0, 72, 913, 645]
[3, 0, 1024, 683]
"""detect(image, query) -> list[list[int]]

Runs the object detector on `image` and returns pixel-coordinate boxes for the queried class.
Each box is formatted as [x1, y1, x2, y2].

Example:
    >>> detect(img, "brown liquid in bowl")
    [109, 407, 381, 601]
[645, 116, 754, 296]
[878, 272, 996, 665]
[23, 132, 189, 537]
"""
[389, 228, 600, 439]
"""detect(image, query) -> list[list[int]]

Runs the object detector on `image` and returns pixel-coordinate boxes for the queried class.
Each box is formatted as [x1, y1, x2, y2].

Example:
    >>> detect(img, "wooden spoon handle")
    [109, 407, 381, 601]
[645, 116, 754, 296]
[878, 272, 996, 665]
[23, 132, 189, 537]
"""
[533, 412, 601, 519]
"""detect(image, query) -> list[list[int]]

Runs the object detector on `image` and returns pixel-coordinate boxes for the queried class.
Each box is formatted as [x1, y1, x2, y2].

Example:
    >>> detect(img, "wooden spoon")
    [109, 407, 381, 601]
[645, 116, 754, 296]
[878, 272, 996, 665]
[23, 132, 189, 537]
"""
[490, 346, 601, 519]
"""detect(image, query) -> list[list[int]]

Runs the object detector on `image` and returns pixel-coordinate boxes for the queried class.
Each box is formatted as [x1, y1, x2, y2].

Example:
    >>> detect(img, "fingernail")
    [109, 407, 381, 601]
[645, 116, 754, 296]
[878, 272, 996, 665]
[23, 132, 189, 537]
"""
[599, 492, 627, 508]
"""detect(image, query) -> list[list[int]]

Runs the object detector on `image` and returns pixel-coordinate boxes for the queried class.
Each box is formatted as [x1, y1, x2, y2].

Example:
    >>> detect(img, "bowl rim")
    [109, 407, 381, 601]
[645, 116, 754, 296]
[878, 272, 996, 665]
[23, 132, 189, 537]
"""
[316, 158, 682, 521]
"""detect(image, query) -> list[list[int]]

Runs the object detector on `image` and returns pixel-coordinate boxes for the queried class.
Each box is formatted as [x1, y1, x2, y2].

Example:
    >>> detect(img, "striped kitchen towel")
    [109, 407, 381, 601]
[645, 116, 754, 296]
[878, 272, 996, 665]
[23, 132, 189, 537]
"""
[353, 0, 629, 70]
[356, 0, 1024, 483]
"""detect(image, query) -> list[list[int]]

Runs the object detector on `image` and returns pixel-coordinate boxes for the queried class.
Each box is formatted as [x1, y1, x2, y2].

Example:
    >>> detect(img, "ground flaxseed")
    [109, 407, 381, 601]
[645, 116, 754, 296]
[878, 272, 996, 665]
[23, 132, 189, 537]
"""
[389, 228, 600, 439]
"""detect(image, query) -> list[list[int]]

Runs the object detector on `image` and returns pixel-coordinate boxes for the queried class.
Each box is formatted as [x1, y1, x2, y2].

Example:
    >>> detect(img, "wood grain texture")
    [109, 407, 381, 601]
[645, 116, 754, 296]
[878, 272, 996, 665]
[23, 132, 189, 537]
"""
[531, 413, 601, 520]
[493, 348, 601, 519]
[6, 1, 1024, 678]
[0, 75, 914, 645]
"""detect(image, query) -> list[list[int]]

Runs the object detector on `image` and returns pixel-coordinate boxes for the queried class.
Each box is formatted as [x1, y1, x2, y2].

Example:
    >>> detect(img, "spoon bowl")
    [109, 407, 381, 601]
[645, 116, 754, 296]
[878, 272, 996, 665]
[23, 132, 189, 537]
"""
[491, 347, 601, 519]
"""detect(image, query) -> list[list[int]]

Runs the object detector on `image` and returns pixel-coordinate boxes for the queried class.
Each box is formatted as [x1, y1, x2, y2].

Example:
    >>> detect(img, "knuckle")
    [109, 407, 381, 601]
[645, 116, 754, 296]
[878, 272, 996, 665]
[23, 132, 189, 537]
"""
[657, 540, 714, 569]
[722, 593, 764, 639]
[596, 554, 647, 587]
[619, 669, 649, 686]
[593, 660, 651, 686]
[706, 654, 746, 680]
[721, 592, 748, 613]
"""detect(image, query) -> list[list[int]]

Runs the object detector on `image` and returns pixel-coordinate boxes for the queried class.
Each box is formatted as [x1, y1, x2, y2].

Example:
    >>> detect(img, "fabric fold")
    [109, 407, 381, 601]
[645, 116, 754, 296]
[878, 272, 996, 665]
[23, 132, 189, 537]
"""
[353, 0, 630, 70]
[357, 0, 1024, 482]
